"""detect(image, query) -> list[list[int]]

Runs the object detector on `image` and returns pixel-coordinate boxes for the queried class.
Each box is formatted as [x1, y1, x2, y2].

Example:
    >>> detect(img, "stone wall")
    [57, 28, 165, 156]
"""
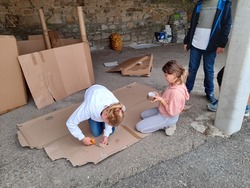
[0, 0, 194, 50]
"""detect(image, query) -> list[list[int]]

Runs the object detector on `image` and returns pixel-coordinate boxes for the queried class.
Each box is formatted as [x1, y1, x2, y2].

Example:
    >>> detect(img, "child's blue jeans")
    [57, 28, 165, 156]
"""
[88, 118, 115, 137]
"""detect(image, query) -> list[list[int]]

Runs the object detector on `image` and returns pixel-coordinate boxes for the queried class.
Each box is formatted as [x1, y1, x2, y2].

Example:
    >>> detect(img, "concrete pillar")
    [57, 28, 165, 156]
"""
[214, 0, 250, 135]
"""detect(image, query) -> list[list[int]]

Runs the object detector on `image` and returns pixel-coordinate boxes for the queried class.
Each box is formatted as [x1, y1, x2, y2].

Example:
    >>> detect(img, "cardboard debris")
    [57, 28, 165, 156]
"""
[107, 54, 153, 76]
[17, 82, 158, 166]
[18, 42, 95, 109]
[103, 61, 119, 67]
[0, 35, 27, 114]
[130, 43, 161, 49]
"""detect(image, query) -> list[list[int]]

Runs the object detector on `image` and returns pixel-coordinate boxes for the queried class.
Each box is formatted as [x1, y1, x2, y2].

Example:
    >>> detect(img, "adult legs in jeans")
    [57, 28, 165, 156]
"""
[186, 46, 203, 93]
[88, 119, 115, 137]
[136, 107, 179, 133]
[203, 50, 216, 95]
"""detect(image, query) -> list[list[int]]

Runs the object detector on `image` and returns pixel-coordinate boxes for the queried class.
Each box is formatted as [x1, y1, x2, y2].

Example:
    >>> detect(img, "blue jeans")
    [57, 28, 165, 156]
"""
[186, 46, 216, 95]
[88, 119, 115, 137]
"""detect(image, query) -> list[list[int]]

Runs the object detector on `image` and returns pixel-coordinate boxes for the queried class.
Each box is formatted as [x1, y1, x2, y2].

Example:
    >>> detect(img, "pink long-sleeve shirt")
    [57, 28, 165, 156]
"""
[158, 83, 189, 117]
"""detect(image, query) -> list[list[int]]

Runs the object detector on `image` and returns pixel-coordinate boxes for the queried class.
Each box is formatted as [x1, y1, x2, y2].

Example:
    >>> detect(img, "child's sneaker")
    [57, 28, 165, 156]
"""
[245, 105, 249, 117]
[165, 124, 176, 136]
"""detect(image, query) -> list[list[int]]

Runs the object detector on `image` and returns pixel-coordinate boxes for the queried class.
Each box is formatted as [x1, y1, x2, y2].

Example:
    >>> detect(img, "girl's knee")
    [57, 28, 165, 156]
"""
[136, 123, 144, 133]
[135, 123, 141, 132]
[136, 123, 149, 134]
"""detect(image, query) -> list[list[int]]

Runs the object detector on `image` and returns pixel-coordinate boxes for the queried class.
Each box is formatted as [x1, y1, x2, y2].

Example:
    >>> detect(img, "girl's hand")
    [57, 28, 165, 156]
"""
[101, 136, 109, 145]
[82, 137, 92, 146]
[153, 94, 166, 105]
[153, 93, 163, 102]
[149, 92, 159, 102]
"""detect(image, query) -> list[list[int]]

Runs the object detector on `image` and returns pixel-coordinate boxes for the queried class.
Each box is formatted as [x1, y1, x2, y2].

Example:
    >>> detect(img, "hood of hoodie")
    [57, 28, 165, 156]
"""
[169, 83, 190, 101]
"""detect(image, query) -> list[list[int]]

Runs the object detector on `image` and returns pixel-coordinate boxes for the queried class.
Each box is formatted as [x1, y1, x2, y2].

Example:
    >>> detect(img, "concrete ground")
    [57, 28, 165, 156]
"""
[1, 43, 249, 188]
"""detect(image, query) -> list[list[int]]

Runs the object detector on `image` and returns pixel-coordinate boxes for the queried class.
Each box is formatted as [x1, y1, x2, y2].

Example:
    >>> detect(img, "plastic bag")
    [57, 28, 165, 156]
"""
[110, 33, 122, 51]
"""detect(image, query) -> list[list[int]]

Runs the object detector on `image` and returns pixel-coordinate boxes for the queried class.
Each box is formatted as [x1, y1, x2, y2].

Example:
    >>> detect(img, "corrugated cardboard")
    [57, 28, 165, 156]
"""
[18, 42, 95, 109]
[0, 35, 27, 114]
[52, 38, 82, 48]
[48, 31, 82, 48]
[17, 39, 47, 55]
[17, 82, 158, 166]
[17, 36, 82, 55]
[107, 54, 153, 76]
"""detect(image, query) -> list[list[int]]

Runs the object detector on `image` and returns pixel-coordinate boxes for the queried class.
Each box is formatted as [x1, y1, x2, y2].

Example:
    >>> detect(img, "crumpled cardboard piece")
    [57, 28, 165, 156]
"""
[17, 82, 158, 166]
[106, 54, 153, 77]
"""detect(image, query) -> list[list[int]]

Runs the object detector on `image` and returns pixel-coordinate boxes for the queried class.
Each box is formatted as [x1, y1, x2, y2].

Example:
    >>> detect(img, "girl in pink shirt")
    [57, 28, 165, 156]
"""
[136, 60, 189, 135]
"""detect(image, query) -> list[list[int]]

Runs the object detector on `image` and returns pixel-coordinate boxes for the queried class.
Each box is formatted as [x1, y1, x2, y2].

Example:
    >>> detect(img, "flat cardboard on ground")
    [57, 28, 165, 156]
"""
[18, 42, 95, 109]
[0, 35, 27, 114]
[17, 82, 158, 166]
[107, 54, 153, 77]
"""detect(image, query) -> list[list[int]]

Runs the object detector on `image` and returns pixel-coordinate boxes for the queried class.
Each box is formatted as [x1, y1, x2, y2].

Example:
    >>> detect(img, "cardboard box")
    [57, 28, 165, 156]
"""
[17, 82, 158, 166]
[18, 42, 95, 109]
[0, 35, 27, 114]
[107, 54, 153, 76]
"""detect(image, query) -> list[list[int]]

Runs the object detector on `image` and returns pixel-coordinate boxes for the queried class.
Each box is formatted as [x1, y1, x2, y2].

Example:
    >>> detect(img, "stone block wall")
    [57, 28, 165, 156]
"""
[0, 0, 194, 50]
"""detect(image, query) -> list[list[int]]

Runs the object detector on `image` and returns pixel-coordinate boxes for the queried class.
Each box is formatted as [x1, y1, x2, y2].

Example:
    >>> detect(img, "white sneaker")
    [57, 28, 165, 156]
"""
[165, 124, 176, 136]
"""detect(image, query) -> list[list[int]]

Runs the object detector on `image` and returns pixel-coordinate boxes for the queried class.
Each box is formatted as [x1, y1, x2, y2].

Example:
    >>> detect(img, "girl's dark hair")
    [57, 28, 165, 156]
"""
[162, 60, 188, 84]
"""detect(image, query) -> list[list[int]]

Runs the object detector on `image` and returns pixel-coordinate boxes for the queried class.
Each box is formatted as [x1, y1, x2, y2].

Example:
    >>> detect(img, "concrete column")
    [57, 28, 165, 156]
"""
[214, 0, 250, 135]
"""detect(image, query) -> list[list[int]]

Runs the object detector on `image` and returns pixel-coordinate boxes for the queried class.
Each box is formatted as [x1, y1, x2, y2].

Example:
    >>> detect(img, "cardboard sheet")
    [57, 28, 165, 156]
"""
[18, 42, 95, 109]
[25, 34, 81, 49]
[107, 54, 153, 77]
[0, 35, 27, 114]
[17, 36, 82, 55]
[17, 39, 47, 55]
[17, 82, 158, 166]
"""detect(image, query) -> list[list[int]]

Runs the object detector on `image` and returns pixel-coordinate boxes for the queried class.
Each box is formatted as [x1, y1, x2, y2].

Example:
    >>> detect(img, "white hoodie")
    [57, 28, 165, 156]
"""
[66, 85, 119, 140]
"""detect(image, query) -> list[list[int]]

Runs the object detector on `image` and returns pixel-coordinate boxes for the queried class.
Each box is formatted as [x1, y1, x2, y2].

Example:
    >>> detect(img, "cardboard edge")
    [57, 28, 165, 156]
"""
[17, 131, 30, 147]
[121, 54, 153, 77]
[106, 55, 148, 73]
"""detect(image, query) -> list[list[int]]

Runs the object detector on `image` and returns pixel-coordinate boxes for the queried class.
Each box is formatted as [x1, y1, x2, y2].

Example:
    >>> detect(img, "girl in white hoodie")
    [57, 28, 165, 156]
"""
[66, 85, 125, 146]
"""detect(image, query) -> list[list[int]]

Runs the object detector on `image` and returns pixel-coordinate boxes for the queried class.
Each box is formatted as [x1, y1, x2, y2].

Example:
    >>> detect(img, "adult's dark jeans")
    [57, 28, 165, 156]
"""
[186, 46, 216, 95]
[88, 118, 115, 137]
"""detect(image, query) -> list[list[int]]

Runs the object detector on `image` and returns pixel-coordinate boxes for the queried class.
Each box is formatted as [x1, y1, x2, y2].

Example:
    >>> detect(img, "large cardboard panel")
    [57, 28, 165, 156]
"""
[28, 34, 82, 49]
[17, 82, 158, 166]
[17, 39, 46, 55]
[0, 35, 27, 114]
[18, 42, 95, 109]
[53, 39, 82, 48]
[107, 54, 153, 77]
